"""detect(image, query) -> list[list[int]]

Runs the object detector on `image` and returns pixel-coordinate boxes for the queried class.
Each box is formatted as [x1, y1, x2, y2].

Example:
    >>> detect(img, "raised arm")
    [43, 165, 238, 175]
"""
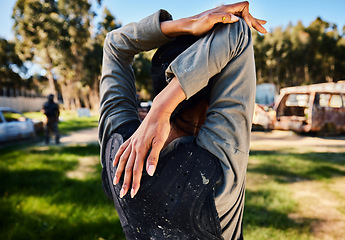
[99, 10, 173, 166]
[112, 2, 267, 199]
[160, 1, 266, 38]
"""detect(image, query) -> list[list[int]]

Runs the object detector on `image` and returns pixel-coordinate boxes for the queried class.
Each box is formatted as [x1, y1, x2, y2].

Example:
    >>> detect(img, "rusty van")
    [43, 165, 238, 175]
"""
[274, 81, 345, 135]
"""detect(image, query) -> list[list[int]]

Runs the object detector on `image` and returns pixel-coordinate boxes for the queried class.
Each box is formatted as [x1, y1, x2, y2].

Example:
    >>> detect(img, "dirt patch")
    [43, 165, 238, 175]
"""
[60, 128, 98, 145]
[250, 130, 345, 152]
[66, 156, 99, 180]
[289, 178, 345, 240]
[250, 130, 345, 239]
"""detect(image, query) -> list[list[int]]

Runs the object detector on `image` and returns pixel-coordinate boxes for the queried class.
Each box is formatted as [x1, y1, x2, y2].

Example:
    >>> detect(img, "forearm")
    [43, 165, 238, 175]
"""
[150, 77, 186, 119]
[99, 10, 174, 165]
[160, 18, 191, 38]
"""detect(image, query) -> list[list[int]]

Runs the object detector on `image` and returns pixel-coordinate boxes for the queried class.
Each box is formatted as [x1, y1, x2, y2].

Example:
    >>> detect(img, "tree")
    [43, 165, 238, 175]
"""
[53, 0, 93, 110]
[80, 7, 120, 110]
[252, 17, 345, 90]
[12, 0, 62, 97]
[0, 38, 27, 95]
[12, 0, 123, 110]
[133, 51, 155, 100]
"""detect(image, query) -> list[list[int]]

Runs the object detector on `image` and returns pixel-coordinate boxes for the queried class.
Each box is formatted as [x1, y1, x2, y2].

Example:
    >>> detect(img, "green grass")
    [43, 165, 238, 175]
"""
[0, 144, 125, 240]
[248, 150, 345, 182]
[244, 182, 312, 240]
[24, 110, 99, 135]
[244, 150, 345, 240]
[1, 141, 344, 239]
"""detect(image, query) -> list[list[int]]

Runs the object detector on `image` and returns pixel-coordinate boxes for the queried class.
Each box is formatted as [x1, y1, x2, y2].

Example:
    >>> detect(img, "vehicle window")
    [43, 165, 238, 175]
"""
[285, 94, 309, 107]
[319, 93, 331, 107]
[2, 111, 26, 122]
[329, 94, 343, 108]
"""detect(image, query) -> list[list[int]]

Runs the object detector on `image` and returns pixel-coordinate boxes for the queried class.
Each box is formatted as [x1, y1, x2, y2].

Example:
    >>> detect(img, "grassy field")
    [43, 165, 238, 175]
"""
[1, 133, 344, 239]
[244, 147, 345, 240]
[0, 143, 125, 240]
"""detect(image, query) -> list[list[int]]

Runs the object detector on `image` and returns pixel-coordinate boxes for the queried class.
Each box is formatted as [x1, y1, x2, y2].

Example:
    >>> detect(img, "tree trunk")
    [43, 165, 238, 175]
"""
[304, 64, 310, 84]
[72, 84, 81, 109]
[60, 83, 71, 110]
[81, 86, 91, 109]
[45, 48, 57, 97]
[89, 76, 100, 111]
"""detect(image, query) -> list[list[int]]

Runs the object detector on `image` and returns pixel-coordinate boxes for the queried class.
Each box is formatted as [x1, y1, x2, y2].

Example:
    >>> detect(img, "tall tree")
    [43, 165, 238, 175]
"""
[12, 0, 62, 97]
[53, 0, 93, 109]
[80, 7, 120, 110]
[12, 0, 106, 110]
[0, 38, 26, 94]
[252, 17, 345, 89]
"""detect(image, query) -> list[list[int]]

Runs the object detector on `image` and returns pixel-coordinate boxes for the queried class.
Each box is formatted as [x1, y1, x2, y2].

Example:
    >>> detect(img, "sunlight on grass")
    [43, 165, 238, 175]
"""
[24, 110, 99, 135]
[244, 181, 312, 240]
[244, 150, 345, 240]
[0, 144, 125, 240]
[1, 140, 344, 239]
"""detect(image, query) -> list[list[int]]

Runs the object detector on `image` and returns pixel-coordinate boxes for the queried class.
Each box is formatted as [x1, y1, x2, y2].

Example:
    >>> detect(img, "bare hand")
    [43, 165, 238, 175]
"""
[113, 107, 171, 198]
[113, 78, 186, 198]
[161, 1, 267, 38]
[192, 1, 267, 34]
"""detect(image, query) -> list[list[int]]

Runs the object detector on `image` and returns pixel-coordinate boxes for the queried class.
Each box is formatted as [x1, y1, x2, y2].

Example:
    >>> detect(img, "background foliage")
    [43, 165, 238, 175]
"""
[1, 1, 345, 108]
[253, 18, 345, 89]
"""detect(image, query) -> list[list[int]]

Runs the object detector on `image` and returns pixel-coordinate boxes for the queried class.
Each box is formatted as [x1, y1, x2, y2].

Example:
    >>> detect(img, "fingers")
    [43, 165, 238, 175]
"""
[208, 12, 239, 24]
[242, 12, 267, 34]
[113, 142, 132, 185]
[255, 18, 267, 25]
[113, 139, 130, 167]
[130, 151, 145, 198]
[113, 137, 149, 198]
[114, 143, 146, 198]
[120, 150, 136, 198]
[221, 13, 240, 24]
[146, 136, 165, 177]
[223, 1, 268, 34]
[242, 13, 252, 28]
[249, 14, 267, 34]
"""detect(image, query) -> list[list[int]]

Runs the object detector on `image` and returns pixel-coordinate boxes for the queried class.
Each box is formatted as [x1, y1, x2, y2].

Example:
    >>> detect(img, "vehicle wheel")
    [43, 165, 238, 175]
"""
[318, 122, 339, 137]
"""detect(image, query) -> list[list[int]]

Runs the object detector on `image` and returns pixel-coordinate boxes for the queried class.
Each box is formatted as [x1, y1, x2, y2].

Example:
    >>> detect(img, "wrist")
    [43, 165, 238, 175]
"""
[150, 77, 186, 119]
[160, 18, 192, 38]
[151, 94, 174, 118]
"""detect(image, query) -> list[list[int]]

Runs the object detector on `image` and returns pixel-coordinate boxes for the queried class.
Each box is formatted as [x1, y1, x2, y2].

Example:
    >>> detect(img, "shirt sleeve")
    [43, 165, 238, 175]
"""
[166, 19, 256, 163]
[98, 10, 173, 165]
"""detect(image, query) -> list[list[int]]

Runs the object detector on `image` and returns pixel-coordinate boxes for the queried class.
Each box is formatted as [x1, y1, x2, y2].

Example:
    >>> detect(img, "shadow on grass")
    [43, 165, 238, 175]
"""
[249, 150, 345, 182]
[59, 119, 98, 135]
[29, 144, 100, 157]
[243, 187, 313, 239]
[0, 168, 108, 206]
[0, 200, 125, 240]
[0, 144, 125, 240]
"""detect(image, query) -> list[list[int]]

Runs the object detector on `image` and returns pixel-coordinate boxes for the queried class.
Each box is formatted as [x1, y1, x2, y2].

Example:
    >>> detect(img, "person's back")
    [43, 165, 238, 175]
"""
[43, 94, 60, 144]
[99, 3, 267, 239]
[43, 95, 59, 122]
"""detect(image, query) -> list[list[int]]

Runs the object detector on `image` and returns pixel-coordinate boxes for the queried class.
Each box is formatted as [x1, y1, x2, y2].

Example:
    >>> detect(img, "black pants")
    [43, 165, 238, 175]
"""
[101, 121, 223, 240]
[45, 120, 59, 144]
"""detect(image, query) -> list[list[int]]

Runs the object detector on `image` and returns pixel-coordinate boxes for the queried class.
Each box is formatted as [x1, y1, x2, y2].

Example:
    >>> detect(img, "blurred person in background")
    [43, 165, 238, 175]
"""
[43, 94, 60, 144]
[99, 1, 266, 239]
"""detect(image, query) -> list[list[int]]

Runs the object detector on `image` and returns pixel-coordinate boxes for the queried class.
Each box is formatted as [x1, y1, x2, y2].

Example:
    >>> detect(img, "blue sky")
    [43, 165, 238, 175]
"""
[1, 0, 345, 39]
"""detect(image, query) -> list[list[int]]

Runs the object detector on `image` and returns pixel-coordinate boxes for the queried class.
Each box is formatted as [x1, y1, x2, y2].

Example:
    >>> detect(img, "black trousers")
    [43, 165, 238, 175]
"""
[101, 120, 224, 240]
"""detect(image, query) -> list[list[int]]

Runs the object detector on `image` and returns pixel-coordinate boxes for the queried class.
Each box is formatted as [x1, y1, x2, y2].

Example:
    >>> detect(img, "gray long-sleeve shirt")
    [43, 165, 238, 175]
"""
[99, 10, 256, 239]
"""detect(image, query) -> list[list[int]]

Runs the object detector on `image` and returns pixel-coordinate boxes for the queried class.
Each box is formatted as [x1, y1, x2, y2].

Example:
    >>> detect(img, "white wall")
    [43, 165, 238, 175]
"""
[0, 96, 47, 112]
